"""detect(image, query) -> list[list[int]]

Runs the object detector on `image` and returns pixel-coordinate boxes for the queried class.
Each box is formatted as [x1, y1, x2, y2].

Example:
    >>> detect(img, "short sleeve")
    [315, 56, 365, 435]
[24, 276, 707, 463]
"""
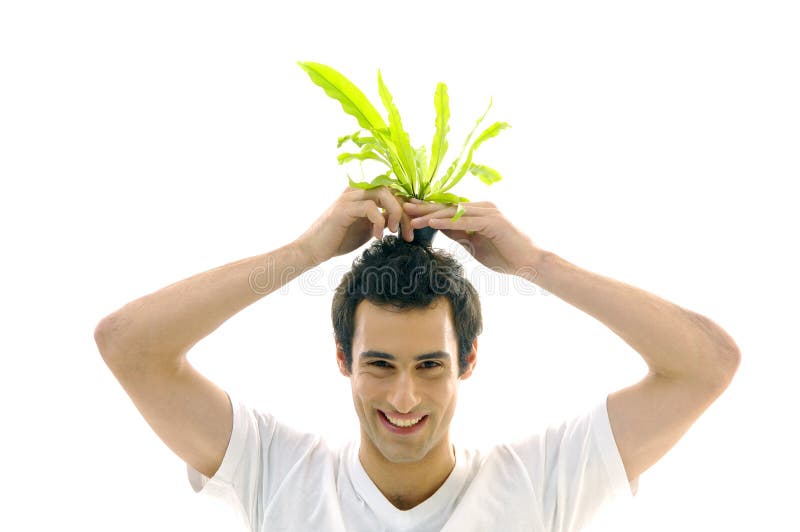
[186, 390, 259, 528]
[185, 390, 324, 531]
[508, 396, 636, 532]
[592, 396, 639, 499]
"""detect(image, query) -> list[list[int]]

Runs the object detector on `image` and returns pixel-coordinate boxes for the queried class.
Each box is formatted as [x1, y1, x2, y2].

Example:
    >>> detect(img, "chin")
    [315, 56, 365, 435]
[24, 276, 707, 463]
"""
[379, 446, 429, 464]
[376, 433, 436, 461]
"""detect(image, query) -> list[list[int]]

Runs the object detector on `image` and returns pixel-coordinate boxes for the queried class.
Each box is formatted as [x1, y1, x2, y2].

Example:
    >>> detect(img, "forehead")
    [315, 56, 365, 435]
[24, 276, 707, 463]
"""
[353, 298, 457, 356]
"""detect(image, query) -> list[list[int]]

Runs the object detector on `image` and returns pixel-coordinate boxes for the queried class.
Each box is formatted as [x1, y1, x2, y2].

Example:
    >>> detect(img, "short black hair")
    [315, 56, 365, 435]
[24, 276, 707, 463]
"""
[331, 235, 482, 377]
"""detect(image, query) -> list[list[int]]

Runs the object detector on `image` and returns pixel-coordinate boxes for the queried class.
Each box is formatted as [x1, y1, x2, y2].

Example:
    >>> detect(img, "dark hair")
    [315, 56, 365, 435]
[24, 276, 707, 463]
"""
[332, 235, 482, 378]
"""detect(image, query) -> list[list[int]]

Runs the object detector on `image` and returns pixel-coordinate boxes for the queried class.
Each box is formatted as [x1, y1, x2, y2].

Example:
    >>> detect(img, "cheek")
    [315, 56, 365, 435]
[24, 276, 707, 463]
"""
[439, 386, 460, 411]
[351, 380, 377, 406]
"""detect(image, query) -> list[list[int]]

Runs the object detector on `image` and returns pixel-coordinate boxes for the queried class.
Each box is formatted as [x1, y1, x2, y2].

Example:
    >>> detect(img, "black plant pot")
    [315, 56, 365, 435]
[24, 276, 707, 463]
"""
[398, 225, 438, 247]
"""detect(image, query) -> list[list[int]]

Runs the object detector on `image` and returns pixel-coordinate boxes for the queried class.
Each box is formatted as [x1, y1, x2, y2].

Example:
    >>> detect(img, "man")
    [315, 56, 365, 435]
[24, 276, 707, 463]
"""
[94, 186, 741, 531]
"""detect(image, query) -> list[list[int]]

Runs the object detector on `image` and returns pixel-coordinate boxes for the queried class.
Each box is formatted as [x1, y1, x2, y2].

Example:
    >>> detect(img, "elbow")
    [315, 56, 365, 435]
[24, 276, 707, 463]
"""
[94, 316, 113, 357]
[705, 340, 742, 392]
[94, 313, 127, 359]
[689, 311, 742, 375]
[719, 343, 742, 385]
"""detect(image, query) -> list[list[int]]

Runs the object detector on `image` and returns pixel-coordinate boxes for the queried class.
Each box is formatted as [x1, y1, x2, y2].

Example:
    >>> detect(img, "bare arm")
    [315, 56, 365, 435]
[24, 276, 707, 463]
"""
[92, 186, 412, 479]
[409, 198, 740, 382]
[93, 241, 319, 479]
[517, 250, 741, 485]
[519, 250, 741, 384]
[94, 242, 317, 366]
[408, 200, 741, 487]
[94, 184, 416, 364]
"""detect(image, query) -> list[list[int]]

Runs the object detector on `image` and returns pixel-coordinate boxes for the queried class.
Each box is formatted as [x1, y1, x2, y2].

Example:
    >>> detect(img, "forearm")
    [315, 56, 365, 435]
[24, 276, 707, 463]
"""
[521, 249, 741, 384]
[94, 241, 318, 366]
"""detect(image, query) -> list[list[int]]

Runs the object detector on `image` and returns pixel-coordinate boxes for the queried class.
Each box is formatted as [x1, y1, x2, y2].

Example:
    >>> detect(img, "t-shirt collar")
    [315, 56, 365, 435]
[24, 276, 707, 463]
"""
[347, 441, 467, 528]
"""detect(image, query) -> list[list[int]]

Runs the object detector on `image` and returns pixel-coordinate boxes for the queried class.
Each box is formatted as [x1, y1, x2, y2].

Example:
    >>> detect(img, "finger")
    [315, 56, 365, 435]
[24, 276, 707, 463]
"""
[348, 188, 396, 239]
[403, 201, 445, 216]
[381, 209, 412, 241]
[366, 186, 413, 241]
[410, 205, 495, 227]
[374, 187, 404, 232]
[404, 200, 494, 216]
[381, 210, 397, 230]
[406, 199, 494, 206]
[438, 228, 476, 249]
[347, 199, 385, 239]
[399, 203, 414, 242]
[427, 215, 488, 234]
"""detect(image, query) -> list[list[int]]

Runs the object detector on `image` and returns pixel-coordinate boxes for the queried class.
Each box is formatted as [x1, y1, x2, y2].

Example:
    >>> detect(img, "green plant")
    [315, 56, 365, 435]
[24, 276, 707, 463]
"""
[298, 61, 510, 222]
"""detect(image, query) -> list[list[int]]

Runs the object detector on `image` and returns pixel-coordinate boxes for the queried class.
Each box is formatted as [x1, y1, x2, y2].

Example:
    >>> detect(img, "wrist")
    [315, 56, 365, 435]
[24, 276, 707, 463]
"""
[515, 246, 551, 284]
[290, 238, 324, 271]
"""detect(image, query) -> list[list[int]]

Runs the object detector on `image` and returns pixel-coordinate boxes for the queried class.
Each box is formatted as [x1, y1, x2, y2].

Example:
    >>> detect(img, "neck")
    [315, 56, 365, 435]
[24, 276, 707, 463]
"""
[358, 436, 456, 511]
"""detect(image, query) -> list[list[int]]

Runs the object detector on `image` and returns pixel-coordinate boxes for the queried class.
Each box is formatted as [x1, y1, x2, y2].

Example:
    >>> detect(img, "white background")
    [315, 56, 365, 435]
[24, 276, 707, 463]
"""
[2, 1, 798, 530]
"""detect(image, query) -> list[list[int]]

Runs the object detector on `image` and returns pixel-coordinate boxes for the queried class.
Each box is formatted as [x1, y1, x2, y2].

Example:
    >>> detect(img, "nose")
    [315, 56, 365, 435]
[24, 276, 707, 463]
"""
[388, 371, 421, 413]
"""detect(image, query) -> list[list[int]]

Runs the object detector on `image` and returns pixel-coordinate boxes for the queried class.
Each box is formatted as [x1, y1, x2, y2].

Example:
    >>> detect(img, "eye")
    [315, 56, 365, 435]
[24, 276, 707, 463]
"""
[367, 361, 442, 369]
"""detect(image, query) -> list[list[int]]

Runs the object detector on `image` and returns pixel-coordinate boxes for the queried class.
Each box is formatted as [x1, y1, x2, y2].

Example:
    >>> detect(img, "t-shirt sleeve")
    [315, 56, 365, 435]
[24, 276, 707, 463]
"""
[185, 389, 321, 531]
[508, 395, 637, 532]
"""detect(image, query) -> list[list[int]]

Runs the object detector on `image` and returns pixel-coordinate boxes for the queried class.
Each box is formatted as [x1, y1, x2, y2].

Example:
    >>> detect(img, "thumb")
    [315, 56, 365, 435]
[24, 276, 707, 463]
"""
[441, 229, 478, 255]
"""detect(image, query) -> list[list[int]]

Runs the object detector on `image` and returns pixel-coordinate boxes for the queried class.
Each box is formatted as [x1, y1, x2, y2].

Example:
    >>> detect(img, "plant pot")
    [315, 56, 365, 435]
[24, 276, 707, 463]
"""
[398, 225, 438, 247]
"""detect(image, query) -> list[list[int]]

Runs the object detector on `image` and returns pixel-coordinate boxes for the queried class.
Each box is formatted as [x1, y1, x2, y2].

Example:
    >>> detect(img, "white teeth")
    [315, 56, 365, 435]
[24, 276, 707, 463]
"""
[385, 413, 424, 427]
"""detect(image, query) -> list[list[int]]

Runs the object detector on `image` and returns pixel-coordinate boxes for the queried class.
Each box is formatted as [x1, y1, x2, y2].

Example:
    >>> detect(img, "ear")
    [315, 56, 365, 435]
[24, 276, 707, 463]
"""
[336, 343, 351, 377]
[459, 338, 478, 380]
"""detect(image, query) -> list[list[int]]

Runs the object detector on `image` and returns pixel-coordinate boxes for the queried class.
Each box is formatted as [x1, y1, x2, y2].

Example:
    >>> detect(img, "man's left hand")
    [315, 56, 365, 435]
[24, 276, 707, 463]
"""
[404, 199, 546, 275]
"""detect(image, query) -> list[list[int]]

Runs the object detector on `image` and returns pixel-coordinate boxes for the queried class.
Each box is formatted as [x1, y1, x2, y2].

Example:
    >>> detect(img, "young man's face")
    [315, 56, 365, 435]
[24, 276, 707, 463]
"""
[337, 297, 477, 464]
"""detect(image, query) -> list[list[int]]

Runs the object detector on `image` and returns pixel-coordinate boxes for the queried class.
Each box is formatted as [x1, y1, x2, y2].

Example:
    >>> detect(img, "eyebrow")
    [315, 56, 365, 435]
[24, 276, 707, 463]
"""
[360, 350, 451, 362]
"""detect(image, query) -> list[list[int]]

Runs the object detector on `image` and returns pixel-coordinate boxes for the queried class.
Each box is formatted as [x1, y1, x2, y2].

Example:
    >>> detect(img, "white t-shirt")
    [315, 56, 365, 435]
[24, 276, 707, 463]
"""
[187, 391, 638, 531]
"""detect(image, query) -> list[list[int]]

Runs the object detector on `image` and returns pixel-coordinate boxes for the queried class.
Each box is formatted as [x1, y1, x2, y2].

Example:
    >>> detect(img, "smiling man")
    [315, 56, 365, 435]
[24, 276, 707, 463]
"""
[345, 300, 466, 512]
[95, 185, 741, 531]
[330, 236, 482, 515]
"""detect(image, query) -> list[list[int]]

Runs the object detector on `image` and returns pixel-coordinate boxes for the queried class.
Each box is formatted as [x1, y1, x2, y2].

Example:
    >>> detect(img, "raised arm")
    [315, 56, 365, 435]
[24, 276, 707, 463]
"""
[93, 185, 414, 478]
[95, 243, 314, 366]
[406, 199, 741, 487]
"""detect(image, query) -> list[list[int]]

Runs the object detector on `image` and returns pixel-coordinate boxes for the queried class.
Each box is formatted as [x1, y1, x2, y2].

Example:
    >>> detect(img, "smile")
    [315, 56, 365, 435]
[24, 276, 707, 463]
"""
[378, 410, 428, 434]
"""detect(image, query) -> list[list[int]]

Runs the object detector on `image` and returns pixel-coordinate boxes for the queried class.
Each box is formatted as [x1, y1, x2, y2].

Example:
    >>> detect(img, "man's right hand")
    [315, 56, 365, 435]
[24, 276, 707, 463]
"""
[295, 185, 416, 266]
